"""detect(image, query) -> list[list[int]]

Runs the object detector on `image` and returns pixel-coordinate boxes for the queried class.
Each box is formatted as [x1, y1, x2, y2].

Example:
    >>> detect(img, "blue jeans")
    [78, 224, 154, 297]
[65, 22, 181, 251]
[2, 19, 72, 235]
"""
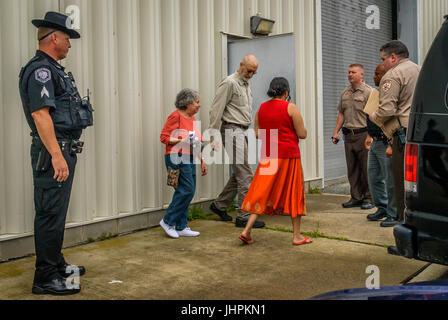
[368, 140, 397, 219]
[163, 154, 196, 231]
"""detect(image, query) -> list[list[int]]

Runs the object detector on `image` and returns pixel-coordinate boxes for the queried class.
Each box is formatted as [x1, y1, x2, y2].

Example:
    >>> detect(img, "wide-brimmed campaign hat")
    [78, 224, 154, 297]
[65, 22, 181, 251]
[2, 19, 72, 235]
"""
[32, 11, 80, 39]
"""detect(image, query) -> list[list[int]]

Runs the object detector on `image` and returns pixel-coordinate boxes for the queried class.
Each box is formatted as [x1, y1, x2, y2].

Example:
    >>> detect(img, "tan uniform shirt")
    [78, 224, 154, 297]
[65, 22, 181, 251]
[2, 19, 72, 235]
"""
[337, 82, 372, 129]
[209, 72, 253, 130]
[371, 59, 421, 129]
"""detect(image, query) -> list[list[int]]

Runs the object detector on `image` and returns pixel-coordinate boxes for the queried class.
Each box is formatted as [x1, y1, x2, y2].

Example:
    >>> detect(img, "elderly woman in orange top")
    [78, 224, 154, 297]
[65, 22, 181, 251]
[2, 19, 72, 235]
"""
[160, 89, 208, 239]
[239, 77, 311, 246]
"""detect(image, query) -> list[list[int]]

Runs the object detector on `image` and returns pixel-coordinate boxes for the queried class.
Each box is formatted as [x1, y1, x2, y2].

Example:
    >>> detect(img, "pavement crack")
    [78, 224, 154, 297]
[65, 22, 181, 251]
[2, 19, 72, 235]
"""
[264, 226, 392, 248]
[400, 263, 432, 285]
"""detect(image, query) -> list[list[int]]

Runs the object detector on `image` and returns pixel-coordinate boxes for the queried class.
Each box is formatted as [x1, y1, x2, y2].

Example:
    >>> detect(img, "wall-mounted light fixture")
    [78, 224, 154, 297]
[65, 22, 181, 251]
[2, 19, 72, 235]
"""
[250, 15, 275, 36]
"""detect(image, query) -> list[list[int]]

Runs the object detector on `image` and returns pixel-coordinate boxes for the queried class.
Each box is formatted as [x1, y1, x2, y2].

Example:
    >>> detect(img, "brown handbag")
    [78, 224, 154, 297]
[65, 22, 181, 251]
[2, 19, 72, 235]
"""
[166, 113, 182, 189]
[167, 167, 180, 189]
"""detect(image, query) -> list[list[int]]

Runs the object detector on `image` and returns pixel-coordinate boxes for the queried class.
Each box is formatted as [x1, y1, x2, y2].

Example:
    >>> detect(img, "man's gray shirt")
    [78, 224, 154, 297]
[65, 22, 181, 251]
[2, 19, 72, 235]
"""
[209, 72, 253, 130]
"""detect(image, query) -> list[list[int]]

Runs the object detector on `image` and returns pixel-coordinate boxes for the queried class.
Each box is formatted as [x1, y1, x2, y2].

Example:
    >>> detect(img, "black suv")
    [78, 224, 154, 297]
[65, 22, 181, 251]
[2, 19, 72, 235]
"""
[394, 16, 448, 265]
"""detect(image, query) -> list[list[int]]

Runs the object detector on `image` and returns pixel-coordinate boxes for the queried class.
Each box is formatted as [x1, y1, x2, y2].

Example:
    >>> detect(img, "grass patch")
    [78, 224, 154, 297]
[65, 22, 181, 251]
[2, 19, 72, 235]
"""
[265, 226, 294, 234]
[265, 226, 327, 239]
[86, 232, 118, 244]
[97, 232, 118, 242]
[188, 205, 207, 221]
[303, 230, 326, 239]
[226, 200, 238, 214]
[308, 186, 322, 194]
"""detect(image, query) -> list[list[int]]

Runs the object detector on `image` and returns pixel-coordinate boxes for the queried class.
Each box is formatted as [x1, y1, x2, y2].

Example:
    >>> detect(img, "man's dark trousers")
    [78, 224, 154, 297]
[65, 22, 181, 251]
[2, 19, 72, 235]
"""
[31, 142, 77, 282]
[344, 131, 371, 203]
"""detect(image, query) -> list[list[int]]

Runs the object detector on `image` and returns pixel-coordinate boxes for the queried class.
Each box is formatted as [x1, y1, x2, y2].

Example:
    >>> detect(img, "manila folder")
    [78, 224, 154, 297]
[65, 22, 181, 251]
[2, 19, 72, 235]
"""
[364, 88, 400, 139]
[363, 88, 379, 116]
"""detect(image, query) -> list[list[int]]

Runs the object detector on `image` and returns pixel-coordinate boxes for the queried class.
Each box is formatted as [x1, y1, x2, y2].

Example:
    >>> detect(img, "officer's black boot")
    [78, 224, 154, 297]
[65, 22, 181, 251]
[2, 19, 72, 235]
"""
[32, 274, 81, 296]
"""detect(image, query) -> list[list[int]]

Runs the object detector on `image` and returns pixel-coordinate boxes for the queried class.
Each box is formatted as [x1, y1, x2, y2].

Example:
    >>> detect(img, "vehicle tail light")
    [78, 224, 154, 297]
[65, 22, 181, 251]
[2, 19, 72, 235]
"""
[405, 144, 418, 193]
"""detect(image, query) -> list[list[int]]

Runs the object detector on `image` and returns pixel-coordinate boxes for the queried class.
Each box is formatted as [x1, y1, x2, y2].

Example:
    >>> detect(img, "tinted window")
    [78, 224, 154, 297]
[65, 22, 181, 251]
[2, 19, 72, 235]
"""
[410, 114, 448, 145]
[409, 19, 448, 144]
[412, 20, 448, 114]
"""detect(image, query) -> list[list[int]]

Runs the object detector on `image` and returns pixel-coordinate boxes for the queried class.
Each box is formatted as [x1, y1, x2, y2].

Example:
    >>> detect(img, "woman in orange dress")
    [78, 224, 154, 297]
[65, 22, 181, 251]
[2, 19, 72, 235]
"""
[239, 77, 311, 246]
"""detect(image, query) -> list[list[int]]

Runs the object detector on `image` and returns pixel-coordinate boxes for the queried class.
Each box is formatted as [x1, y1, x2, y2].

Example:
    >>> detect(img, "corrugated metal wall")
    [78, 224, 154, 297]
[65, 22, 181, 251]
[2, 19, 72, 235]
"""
[0, 0, 321, 238]
[418, 0, 448, 63]
[321, 0, 393, 180]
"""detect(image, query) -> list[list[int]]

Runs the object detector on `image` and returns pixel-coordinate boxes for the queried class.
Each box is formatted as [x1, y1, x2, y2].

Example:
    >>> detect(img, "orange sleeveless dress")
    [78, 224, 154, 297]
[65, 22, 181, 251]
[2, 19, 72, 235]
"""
[241, 100, 306, 217]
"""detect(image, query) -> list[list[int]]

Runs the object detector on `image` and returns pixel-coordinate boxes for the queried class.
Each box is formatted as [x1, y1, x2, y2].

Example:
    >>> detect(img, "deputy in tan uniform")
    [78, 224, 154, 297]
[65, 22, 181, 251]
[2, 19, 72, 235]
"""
[371, 40, 421, 224]
[208, 54, 265, 229]
[332, 64, 373, 210]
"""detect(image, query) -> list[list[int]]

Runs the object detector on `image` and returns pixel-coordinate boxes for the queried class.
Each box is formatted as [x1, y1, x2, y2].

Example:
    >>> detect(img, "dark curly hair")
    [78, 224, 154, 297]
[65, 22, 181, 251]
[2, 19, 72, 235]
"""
[267, 77, 290, 98]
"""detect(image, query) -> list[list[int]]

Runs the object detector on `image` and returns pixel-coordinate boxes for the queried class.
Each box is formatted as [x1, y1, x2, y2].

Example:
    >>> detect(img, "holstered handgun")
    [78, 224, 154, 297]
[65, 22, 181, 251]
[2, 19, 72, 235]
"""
[396, 126, 407, 145]
[36, 147, 52, 172]
[70, 140, 84, 155]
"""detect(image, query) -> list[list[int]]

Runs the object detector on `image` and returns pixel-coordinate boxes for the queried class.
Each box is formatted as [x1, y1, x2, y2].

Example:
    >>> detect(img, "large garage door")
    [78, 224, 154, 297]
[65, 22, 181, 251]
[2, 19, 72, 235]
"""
[322, 0, 394, 180]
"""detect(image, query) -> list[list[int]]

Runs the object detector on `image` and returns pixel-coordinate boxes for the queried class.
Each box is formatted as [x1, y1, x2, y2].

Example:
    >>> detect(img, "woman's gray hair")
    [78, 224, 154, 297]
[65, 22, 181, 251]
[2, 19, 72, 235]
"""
[175, 88, 200, 110]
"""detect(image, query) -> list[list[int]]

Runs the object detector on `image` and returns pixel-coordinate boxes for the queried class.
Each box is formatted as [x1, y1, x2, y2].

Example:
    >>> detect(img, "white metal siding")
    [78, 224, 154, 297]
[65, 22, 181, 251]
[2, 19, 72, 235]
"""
[418, 0, 448, 64]
[0, 0, 321, 238]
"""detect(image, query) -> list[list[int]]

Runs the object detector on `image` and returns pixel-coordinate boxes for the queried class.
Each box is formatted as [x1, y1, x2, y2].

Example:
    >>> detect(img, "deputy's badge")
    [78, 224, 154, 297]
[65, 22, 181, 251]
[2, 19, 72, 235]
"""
[382, 81, 392, 93]
[41, 86, 50, 98]
[35, 68, 51, 84]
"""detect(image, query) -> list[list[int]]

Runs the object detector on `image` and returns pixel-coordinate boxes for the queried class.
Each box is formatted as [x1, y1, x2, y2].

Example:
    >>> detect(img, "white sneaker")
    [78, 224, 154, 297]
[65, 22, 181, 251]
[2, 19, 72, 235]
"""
[177, 227, 200, 237]
[160, 219, 179, 239]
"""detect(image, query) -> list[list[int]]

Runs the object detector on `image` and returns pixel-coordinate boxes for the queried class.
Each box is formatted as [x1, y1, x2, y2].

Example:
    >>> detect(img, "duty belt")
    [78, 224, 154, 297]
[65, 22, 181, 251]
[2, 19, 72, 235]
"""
[372, 136, 385, 141]
[32, 135, 84, 155]
[342, 127, 368, 136]
[371, 134, 388, 144]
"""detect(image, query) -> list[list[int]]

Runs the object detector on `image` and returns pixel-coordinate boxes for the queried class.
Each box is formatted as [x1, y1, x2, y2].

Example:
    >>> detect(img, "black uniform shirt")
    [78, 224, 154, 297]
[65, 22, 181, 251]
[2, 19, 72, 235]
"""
[19, 50, 82, 139]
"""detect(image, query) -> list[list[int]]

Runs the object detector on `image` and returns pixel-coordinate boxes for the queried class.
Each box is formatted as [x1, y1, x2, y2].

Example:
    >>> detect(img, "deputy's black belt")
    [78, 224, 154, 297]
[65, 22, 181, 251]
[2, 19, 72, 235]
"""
[32, 136, 84, 155]
[223, 121, 249, 131]
[372, 136, 385, 141]
[371, 135, 389, 144]
[342, 127, 368, 136]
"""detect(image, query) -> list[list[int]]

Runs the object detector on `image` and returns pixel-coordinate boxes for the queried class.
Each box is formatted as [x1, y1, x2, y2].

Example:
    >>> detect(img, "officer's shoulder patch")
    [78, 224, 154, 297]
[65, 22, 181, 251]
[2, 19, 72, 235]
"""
[382, 80, 392, 93]
[35, 68, 52, 84]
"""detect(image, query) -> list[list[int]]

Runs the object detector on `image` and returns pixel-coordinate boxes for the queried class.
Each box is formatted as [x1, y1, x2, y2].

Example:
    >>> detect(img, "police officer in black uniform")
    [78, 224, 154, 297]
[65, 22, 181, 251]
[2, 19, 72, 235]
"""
[18, 12, 93, 295]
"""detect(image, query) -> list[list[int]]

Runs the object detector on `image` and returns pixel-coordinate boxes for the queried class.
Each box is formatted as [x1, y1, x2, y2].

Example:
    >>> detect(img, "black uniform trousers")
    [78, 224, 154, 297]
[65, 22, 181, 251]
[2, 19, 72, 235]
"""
[31, 142, 77, 282]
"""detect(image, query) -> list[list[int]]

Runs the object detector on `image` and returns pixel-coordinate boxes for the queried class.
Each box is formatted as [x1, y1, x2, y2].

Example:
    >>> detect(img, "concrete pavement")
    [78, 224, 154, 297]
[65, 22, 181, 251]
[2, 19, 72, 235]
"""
[0, 193, 444, 300]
